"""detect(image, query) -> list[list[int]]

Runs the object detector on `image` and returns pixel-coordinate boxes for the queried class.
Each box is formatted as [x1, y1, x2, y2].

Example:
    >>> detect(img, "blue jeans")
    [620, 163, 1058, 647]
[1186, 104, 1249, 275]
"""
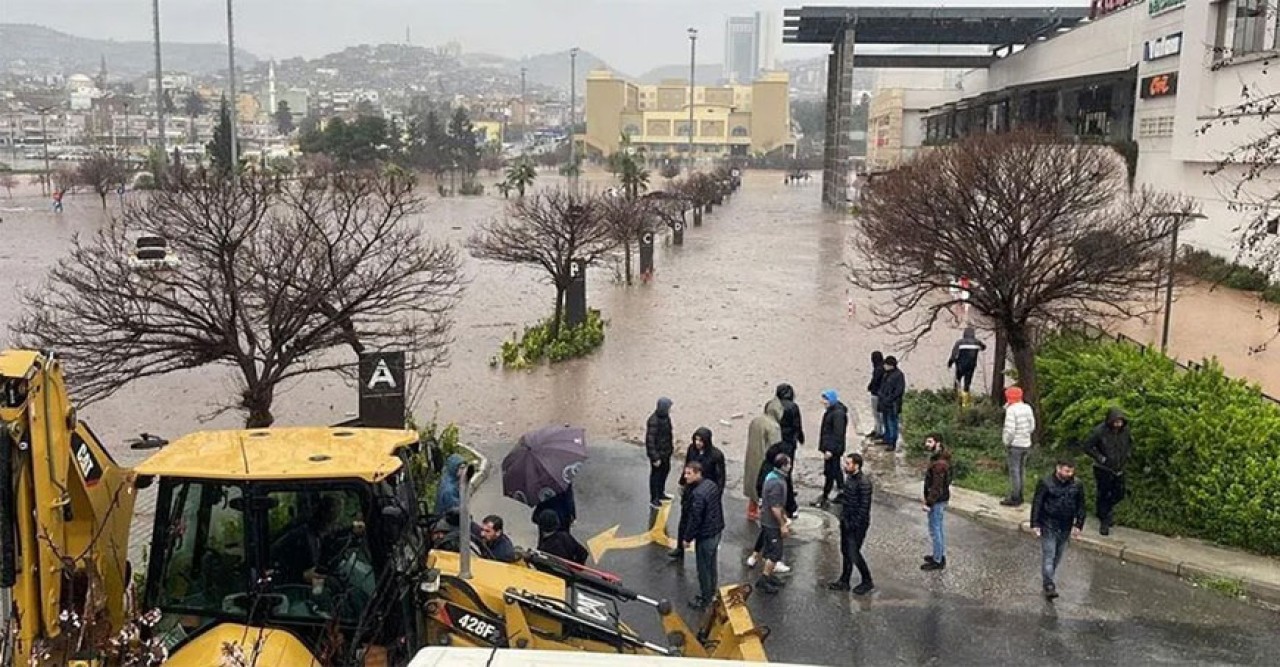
[1040, 525, 1070, 588]
[883, 412, 900, 448]
[928, 502, 947, 561]
[694, 533, 721, 603]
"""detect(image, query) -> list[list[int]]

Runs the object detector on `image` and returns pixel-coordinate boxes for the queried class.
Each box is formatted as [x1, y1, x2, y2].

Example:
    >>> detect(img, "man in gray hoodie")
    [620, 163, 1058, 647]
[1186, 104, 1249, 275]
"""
[947, 327, 987, 397]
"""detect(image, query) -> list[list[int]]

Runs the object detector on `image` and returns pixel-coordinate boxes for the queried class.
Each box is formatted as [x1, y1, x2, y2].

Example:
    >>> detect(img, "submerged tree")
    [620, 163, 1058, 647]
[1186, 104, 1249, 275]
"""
[850, 131, 1189, 410]
[468, 189, 617, 339]
[15, 169, 463, 427]
[600, 193, 656, 285]
[76, 151, 133, 208]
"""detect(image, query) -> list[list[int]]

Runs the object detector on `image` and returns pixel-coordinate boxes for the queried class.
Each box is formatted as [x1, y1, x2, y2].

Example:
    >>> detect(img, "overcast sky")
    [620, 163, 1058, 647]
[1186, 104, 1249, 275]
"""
[4, 0, 1089, 74]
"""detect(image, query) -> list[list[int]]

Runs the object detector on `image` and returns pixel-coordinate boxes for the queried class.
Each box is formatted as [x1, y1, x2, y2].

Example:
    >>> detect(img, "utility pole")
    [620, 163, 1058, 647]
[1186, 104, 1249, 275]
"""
[38, 108, 51, 196]
[226, 0, 239, 183]
[520, 66, 527, 136]
[687, 28, 698, 172]
[152, 0, 166, 172]
[1158, 211, 1207, 354]
[568, 47, 579, 193]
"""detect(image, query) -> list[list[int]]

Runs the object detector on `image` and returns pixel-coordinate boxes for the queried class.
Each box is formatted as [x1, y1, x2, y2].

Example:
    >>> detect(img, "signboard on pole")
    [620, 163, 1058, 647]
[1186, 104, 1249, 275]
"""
[565, 259, 587, 328]
[359, 351, 406, 428]
[639, 231, 655, 276]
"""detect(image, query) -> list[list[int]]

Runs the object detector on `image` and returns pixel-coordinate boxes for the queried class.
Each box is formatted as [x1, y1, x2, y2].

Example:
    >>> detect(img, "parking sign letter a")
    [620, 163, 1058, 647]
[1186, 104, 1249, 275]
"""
[368, 359, 397, 390]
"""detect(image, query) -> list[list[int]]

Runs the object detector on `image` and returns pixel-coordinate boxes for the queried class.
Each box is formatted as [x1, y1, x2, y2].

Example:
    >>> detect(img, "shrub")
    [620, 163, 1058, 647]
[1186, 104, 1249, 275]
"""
[1177, 247, 1280, 301]
[459, 180, 485, 196]
[406, 415, 471, 511]
[495, 309, 606, 369]
[901, 389, 1026, 497]
[1037, 334, 1280, 555]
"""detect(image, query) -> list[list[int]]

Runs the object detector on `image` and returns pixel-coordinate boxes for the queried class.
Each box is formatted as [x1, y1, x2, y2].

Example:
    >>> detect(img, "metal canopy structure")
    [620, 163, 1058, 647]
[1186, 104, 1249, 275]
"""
[783, 6, 1090, 46]
[785, 5, 1091, 209]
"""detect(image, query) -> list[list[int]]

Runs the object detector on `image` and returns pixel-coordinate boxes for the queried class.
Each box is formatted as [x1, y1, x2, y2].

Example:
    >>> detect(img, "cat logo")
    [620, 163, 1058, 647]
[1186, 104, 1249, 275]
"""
[575, 592, 611, 623]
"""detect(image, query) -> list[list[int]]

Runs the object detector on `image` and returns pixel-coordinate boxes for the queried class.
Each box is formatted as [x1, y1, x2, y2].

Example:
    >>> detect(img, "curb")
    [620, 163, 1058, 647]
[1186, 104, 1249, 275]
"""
[873, 476, 1280, 609]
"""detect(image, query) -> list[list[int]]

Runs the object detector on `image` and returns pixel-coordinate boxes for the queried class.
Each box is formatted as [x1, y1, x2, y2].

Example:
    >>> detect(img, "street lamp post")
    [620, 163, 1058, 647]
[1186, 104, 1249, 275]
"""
[568, 47, 579, 193]
[152, 0, 166, 172]
[226, 0, 239, 183]
[38, 108, 52, 196]
[1158, 210, 1207, 354]
[687, 28, 697, 172]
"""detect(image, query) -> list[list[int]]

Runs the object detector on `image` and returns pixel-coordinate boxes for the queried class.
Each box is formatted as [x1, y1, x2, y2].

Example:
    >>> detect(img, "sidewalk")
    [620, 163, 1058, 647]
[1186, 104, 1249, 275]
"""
[866, 448, 1280, 609]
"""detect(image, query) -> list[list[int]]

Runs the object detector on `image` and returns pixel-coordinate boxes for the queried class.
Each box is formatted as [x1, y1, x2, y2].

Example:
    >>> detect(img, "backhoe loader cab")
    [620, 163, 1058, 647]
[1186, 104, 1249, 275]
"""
[133, 427, 429, 665]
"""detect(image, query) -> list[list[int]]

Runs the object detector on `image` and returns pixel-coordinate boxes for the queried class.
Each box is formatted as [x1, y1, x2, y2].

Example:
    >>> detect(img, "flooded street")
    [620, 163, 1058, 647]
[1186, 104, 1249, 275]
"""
[1, 170, 965, 464]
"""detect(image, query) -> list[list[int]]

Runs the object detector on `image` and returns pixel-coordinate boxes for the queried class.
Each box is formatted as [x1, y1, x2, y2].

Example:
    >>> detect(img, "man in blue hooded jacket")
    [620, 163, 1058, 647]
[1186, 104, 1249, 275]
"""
[435, 454, 467, 515]
[811, 390, 849, 509]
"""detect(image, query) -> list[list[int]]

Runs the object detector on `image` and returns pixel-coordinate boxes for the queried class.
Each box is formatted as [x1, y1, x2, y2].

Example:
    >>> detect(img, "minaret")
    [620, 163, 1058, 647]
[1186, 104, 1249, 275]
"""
[96, 55, 108, 90]
[268, 60, 277, 114]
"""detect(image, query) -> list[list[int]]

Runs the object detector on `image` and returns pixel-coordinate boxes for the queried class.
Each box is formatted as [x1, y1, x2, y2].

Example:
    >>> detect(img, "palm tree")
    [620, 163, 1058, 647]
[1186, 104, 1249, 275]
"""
[505, 158, 537, 197]
[618, 157, 650, 201]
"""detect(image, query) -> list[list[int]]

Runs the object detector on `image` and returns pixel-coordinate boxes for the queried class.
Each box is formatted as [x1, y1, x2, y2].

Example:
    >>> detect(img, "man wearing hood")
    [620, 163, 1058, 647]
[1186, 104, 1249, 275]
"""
[866, 351, 886, 439]
[646, 397, 675, 509]
[435, 454, 469, 515]
[811, 390, 849, 509]
[670, 427, 725, 559]
[766, 383, 804, 515]
[947, 327, 987, 401]
[744, 401, 783, 519]
[535, 509, 589, 564]
[877, 357, 906, 450]
[1083, 407, 1133, 535]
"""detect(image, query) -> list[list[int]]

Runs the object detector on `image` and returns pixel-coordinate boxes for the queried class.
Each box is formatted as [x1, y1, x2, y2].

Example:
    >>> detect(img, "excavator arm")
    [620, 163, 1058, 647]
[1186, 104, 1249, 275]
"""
[1, 349, 137, 667]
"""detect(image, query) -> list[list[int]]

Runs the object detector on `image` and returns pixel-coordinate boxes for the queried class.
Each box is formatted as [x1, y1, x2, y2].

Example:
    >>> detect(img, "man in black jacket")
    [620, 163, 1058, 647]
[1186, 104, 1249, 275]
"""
[947, 327, 987, 397]
[866, 351, 886, 439]
[827, 453, 874, 595]
[1030, 459, 1086, 599]
[877, 356, 907, 451]
[645, 397, 675, 508]
[1082, 407, 1132, 535]
[681, 461, 726, 609]
[810, 390, 848, 509]
[670, 427, 725, 559]
[767, 383, 804, 516]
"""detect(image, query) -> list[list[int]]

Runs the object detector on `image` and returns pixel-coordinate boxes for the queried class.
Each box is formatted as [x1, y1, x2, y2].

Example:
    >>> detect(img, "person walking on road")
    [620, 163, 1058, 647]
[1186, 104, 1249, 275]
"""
[747, 442, 793, 570]
[921, 434, 952, 571]
[811, 390, 848, 509]
[1000, 386, 1036, 507]
[682, 461, 726, 609]
[947, 327, 987, 403]
[766, 383, 804, 516]
[1082, 407, 1133, 536]
[754, 453, 792, 594]
[671, 427, 725, 559]
[877, 357, 906, 451]
[828, 453, 874, 595]
[865, 351, 886, 439]
[744, 401, 783, 520]
[1031, 459, 1086, 599]
[645, 397, 675, 509]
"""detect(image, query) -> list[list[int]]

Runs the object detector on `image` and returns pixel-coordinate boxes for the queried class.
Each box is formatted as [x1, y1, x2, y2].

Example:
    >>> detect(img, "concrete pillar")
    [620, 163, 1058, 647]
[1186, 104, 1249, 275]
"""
[822, 26, 856, 209]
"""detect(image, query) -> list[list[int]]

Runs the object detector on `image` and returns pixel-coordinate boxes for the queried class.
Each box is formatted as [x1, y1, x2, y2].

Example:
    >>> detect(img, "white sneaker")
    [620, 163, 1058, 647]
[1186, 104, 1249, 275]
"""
[773, 561, 792, 574]
[745, 554, 759, 567]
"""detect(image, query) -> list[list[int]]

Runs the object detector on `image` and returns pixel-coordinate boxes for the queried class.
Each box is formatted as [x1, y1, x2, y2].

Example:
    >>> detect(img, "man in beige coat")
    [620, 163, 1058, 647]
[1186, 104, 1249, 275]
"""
[744, 401, 783, 520]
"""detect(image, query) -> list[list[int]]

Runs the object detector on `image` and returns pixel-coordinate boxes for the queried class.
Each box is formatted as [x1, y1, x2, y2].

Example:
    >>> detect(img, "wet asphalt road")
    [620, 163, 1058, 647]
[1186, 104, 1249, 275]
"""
[470, 440, 1276, 666]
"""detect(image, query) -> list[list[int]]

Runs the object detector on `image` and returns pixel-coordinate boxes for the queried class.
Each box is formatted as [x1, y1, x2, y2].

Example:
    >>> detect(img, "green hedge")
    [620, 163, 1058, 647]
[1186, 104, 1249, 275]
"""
[494, 309, 606, 369]
[1038, 335, 1280, 555]
[1178, 247, 1280, 303]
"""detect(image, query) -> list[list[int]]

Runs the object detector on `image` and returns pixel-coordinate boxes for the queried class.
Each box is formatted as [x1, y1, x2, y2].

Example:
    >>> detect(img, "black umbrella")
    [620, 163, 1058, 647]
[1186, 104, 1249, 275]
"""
[502, 425, 588, 506]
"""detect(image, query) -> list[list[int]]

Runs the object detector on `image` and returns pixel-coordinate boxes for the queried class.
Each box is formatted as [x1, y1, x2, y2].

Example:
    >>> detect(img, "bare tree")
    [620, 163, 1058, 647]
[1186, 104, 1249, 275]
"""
[601, 193, 656, 285]
[850, 132, 1189, 409]
[468, 188, 617, 339]
[77, 152, 134, 208]
[14, 169, 463, 427]
[0, 170, 16, 197]
[52, 166, 78, 195]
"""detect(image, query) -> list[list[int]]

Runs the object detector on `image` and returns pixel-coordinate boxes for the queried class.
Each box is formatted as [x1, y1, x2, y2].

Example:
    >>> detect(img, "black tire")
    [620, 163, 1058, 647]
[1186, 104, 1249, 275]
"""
[136, 236, 167, 249]
[135, 248, 167, 260]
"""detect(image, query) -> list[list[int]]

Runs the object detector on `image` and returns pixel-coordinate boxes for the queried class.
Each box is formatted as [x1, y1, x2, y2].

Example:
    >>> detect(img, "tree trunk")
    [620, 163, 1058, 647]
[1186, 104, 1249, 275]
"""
[242, 384, 276, 428]
[623, 239, 633, 285]
[100, 192, 107, 209]
[1008, 327, 1040, 442]
[990, 328, 1008, 403]
[552, 286, 566, 340]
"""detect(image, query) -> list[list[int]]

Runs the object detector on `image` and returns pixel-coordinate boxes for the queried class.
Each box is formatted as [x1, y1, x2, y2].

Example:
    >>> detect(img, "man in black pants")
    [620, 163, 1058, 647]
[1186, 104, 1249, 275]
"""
[767, 383, 804, 516]
[645, 397, 675, 509]
[947, 327, 986, 396]
[810, 390, 848, 509]
[1082, 408, 1133, 536]
[828, 453, 874, 595]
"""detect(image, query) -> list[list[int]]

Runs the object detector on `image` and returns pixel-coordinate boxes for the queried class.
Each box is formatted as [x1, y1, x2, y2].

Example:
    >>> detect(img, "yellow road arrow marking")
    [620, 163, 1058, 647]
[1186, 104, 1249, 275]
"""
[587, 500, 681, 563]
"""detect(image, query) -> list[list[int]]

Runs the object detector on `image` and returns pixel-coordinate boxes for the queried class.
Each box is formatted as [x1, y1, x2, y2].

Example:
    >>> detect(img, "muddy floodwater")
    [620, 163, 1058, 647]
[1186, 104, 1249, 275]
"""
[9, 168, 1268, 465]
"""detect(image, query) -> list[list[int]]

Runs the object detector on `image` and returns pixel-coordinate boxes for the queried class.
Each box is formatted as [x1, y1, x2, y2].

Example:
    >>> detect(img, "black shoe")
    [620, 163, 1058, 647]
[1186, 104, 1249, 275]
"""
[885, 446, 897, 452]
[852, 582, 875, 595]
[662, 492, 674, 500]
[999, 498, 1022, 507]
[766, 574, 787, 588]
[921, 559, 946, 571]
[668, 548, 684, 560]
[810, 497, 829, 509]
[649, 500, 662, 509]
[688, 596, 708, 610]
[756, 577, 781, 594]
[923, 555, 936, 563]
[1044, 583, 1058, 599]
[1100, 523, 1111, 536]
[826, 580, 850, 591]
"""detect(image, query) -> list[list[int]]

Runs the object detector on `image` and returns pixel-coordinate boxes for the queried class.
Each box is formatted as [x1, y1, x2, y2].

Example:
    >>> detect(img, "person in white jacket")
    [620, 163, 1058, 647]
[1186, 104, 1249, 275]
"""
[1000, 386, 1036, 507]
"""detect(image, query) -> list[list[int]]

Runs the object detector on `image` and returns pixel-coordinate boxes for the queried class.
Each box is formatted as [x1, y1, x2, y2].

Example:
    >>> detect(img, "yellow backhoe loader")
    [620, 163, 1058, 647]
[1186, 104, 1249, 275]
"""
[1, 349, 768, 666]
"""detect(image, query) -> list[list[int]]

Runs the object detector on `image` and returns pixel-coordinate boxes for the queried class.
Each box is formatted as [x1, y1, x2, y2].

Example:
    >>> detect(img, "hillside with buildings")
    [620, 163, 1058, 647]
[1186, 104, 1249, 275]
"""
[0, 24, 258, 78]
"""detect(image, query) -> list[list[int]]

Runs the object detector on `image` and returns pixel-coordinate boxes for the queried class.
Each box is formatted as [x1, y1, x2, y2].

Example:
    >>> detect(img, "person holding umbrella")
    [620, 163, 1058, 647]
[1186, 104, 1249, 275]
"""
[502, 424, 589, 537]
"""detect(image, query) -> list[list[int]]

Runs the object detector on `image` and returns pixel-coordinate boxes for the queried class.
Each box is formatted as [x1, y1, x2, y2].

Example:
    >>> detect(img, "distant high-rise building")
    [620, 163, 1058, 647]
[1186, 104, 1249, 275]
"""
[724, 15, 761, 85]
[759, 11, 779, 71]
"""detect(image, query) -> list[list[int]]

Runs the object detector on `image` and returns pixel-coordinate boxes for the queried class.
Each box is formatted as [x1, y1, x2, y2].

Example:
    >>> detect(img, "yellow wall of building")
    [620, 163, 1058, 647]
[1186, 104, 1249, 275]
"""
[473, 120, 503, 145]
[749, 73, 790, 154]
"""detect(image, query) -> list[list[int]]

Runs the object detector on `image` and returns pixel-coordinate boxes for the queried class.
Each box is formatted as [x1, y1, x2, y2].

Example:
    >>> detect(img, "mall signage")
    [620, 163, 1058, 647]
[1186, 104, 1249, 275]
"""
[1145, 32, 1183, 60]
[1140, 72, 1179, 99]
[1090, 0, 1139, 19]
[1149, 0, 1186, 15]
